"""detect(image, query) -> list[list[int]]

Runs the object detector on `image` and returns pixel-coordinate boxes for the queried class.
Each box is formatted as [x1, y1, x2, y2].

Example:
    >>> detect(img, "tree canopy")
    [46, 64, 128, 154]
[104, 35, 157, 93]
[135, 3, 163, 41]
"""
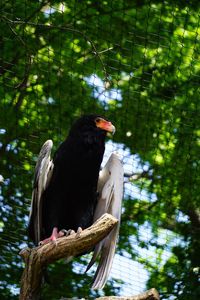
[0, 0, 199, 299]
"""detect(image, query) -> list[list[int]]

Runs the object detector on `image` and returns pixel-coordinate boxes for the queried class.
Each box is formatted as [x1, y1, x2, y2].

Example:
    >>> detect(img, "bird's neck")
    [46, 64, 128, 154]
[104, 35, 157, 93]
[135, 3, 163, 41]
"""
[55, 133, 105, 181]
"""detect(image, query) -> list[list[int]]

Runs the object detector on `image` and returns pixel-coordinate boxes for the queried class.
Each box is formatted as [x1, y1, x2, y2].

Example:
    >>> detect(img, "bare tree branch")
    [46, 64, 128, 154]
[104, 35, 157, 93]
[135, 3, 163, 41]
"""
[19, 213, 118, 300]
[96, 288, 160, 300]
[59, 288, 160, 300]
[1, 16, 111, 84]
[124, 170, 153, 180]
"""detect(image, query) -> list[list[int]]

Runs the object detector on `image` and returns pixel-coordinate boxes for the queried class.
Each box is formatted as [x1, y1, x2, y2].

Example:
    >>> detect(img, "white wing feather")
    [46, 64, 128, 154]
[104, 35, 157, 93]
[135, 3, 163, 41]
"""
[29, 140, 54, 244]
[86, 153, 124, 289]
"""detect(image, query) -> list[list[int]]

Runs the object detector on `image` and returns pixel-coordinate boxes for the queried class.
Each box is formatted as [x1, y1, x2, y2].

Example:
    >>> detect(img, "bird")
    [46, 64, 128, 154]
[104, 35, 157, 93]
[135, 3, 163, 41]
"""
[28, 114, 124, 289]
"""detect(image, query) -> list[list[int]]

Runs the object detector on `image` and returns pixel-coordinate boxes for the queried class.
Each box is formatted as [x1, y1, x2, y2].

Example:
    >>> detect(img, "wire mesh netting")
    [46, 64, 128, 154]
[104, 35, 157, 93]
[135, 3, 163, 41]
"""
[0, 1, 200, 299]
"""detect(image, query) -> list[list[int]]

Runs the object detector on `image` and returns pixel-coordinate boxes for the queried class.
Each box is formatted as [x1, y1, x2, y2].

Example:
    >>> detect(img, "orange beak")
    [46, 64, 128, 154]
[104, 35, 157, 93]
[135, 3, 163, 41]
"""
[95, 118, 116, 134]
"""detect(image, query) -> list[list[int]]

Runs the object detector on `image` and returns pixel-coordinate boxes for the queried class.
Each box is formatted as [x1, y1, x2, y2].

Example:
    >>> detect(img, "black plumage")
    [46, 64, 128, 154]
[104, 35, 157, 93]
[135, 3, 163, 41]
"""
[28, 114, 123, 289]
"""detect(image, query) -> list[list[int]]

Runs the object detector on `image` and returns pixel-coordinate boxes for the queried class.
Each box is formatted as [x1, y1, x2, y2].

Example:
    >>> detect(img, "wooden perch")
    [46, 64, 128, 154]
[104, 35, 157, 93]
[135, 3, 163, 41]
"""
[59, 288, 160, 300]
[96, 288, 160, 300]
[19, 213, 118, 300]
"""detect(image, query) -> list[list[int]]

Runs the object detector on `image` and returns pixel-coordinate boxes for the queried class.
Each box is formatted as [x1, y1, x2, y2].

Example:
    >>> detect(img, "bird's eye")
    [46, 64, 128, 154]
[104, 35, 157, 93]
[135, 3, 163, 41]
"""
[95, 118, 101, 123]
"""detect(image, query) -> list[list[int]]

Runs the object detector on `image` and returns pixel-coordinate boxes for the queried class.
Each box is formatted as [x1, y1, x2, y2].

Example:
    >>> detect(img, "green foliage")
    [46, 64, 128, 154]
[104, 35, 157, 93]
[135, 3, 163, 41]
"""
[0, 1, 200, 299]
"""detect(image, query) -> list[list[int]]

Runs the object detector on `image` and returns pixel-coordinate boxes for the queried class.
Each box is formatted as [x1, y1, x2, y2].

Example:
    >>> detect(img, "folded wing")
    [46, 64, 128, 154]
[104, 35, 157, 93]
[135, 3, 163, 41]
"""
[28, 140, 54, 245]
[86, 153, 124, 289]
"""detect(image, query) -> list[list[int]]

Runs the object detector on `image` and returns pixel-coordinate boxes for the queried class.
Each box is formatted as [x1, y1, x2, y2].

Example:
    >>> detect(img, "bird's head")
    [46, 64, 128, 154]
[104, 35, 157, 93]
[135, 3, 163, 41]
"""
[70, 115, 115, 136]
[94, 116, 115, 134]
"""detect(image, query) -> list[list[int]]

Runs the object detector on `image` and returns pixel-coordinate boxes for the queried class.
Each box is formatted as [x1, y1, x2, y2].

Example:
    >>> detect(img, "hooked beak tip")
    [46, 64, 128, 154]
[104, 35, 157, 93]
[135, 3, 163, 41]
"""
[111, 125, 116, 135]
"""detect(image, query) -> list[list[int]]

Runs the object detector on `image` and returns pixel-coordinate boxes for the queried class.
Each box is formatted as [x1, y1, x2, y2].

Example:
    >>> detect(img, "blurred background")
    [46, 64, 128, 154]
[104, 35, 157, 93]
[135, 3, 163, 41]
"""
[0, 1, 200, 299]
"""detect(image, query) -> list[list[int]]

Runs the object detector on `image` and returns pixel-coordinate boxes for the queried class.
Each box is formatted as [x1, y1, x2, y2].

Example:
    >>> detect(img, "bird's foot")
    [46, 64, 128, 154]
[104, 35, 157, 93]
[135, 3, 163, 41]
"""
[39, 227, 60, 245]
[39, 227, 82, 245]
[57, 227, 82, 238]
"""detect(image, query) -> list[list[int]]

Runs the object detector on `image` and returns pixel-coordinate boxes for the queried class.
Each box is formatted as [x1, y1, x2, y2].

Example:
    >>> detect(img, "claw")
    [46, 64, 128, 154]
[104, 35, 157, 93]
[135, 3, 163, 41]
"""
[68, 229, 75, 235]
[75, 227, 82, 238]
[59, 229, 75, 236]
[58, 229, 68, 237]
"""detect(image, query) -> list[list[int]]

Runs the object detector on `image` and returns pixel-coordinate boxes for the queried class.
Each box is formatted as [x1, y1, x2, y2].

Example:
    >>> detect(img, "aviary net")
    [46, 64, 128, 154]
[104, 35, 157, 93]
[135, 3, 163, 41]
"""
[0, 1, 199, 299]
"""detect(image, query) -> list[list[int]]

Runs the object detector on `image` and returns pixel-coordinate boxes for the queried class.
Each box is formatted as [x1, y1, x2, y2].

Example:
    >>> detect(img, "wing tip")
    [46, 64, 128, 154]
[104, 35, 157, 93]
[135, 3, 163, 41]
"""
[44, 139, 53, 148]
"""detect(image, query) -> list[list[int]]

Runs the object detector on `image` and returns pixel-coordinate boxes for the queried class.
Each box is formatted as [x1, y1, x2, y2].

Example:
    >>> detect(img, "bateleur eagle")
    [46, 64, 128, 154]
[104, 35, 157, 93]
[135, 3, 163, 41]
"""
[28, 114, 124, 289]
